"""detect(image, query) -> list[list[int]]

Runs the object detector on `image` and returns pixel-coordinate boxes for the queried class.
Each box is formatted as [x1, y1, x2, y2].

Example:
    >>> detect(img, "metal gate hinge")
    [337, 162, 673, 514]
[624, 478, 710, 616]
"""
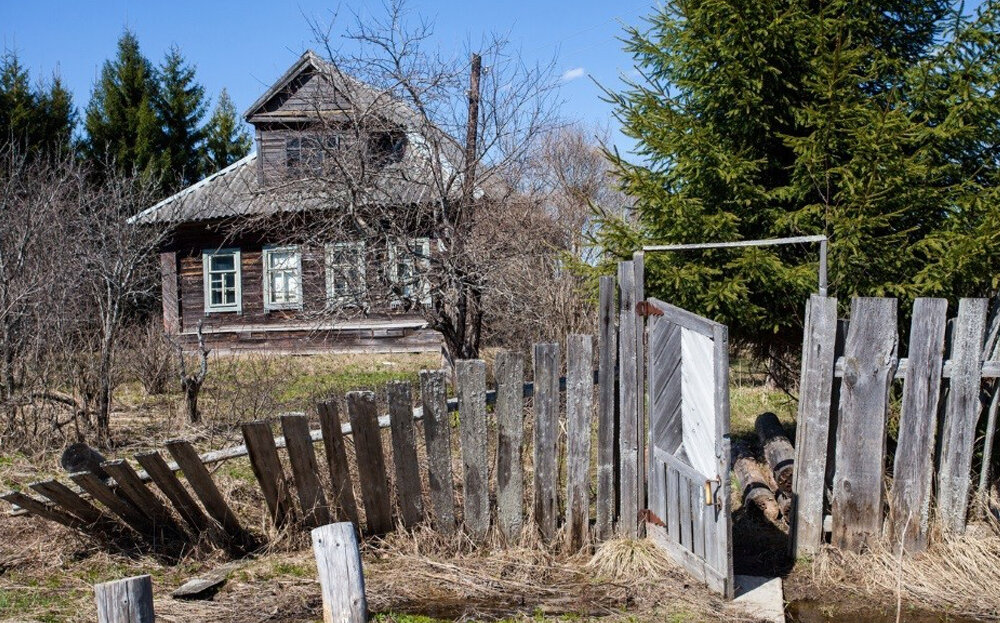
[636, 300, 663, 318]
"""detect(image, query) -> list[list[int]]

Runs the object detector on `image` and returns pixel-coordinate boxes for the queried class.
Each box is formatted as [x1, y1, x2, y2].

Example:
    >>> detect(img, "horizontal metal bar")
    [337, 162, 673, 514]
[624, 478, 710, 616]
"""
[643, 235, 827, 253]
[834, 357, 1000, 379]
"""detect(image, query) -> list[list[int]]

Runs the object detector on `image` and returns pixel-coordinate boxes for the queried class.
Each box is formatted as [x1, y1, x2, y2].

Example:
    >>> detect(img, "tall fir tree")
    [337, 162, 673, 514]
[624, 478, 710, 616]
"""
[0, 52, 75, 152]
[599, 0, 1000, 363]
[202, 88, 252, 172]
[84, 30, 164, 179]
[155, 46, 208, 189]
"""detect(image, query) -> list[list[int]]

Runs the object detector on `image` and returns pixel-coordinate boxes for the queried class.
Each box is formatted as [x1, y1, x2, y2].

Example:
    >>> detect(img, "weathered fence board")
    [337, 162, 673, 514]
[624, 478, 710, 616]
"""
[281, 414, 332, 528]
[458, 360, 490, 539]
[420, 370, 457, 534]
[890, 298, 947, 551]
[242, 420, 293, 528]
[937, 298, 988, 534]
[2, 489, 84, 531]
[566, 334, 593, 551]
[102, 460, 182, 539]
[791, 295, 837, 556]
[135, 451, 210, 536]
[633, 253, 646, 522]
[831, 298, 897, 551]
[71, 472, 154, 539]
[387, 381, 424, 528]
[94, 575, 154, 623]
[312, 522, 367, 623]
[29, 479, 108, 528]
[596, 275, 617, 539]
[317, 401, 359, 526]
[533, 342, 560, 541]
[618, 260, 638, 537]
[495, 351, 525, 541]
[347, 391, 393, 534]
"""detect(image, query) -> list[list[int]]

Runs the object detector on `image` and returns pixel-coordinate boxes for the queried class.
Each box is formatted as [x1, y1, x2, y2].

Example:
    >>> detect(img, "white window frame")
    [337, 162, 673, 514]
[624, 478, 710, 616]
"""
[389, 237, 432, 308]
[325, 241, 367, 307]
[262, 245, 303, 311]
[202, 248, 242, 314]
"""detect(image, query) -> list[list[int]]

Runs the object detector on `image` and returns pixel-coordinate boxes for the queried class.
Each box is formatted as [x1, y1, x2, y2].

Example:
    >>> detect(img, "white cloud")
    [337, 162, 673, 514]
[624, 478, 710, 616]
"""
[561, 67, 586, 82]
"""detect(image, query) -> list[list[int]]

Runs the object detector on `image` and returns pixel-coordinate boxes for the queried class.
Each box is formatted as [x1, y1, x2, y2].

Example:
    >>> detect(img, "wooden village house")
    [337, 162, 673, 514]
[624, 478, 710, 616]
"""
[131, 51, 461, 354]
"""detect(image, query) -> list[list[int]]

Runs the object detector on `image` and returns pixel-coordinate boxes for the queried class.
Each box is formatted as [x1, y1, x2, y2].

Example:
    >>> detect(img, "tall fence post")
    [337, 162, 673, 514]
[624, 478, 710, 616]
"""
[312, 522, 368, 623]
[617, 260, 639, 537]
[596, 275, 618, 540]
[457, 359, 490, 540]
[533, 342, 560, 542]
[94, 574, 154, 623]
[566, 334, 594, 551]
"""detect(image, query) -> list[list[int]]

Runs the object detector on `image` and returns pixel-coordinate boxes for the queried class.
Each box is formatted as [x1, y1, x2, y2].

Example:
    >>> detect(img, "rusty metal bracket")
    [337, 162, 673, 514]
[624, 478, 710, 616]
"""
[635, 300, 663, 318]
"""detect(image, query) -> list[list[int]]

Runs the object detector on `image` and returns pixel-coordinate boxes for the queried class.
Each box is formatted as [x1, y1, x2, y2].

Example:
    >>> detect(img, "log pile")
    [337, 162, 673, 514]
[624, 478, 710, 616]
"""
[732, 412, 797, 530]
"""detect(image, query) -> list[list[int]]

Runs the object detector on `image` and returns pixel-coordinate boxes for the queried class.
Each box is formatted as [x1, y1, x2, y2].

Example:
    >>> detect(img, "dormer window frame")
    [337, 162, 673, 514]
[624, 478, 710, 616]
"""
[286, 134, 342, 172]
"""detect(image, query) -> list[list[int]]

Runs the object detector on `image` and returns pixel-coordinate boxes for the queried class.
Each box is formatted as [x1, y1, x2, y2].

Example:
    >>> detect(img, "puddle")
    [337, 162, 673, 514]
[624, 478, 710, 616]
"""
[787, 600, 982, 623]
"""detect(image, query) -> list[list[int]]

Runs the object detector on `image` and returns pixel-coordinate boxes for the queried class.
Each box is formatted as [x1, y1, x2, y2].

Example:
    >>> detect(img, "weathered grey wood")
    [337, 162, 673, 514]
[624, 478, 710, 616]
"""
[831, 297, 898, 552]
[95, 575, 154, 623]
[387, 381, 424, 528]
[618, 261, 638, 537]
[347, 391, 393, 534]
[790, 295, 838, 556]
[135, 451, 210, 535]
[102, 460, 183, 539]
[566, 334, 593, 551]
[977, 299, 1000, 509]
[596, 275, 617, 540]
[937, 298, 989, 534]
[533, 342, 560, 542]
[241, 420, 294, 528]
[164, 439, 253, 550]
[457, 360, 490, 540]
[633, 252, 646, 523]
[755, 412, 794, 495]
[170, 564, 237, 599]
[317, 401, 359, 526]
[312, 522, 368, 623]
[733, 451, 781, 525]
[420, 370, 457, 534]
[1, 490, 84, 530]
[889, 298, 947, 552]
[711, 322, 733, 599]
[29, 479, 108, 527]
[281, 414, 331, 528]
[70, 472, 154, 539]
[495, 351, 525, 541]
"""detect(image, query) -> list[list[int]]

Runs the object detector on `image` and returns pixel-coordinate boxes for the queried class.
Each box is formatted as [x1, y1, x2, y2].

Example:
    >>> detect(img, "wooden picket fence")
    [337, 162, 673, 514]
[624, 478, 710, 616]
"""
[792, 295, 1000, 555]
[2, 262, 651, 552]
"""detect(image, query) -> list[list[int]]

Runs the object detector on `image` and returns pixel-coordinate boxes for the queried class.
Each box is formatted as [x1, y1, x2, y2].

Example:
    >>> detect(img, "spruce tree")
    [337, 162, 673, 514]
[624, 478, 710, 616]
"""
[0, 52, 75, 152]
[84, 30, 164, 178]
[600, 0, 1000, 363]
[155, 46, 207, 189]
[202, 88, 251, 172]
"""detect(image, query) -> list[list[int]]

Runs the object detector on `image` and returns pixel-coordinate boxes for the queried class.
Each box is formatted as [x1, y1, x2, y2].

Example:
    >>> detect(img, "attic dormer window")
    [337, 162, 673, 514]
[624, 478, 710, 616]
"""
[286, 135, 341, 172]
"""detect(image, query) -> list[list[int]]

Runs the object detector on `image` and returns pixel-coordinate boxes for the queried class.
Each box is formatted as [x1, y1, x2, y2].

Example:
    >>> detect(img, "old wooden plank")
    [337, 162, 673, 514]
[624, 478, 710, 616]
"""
[135, 452, 210, 535]
[317, 401, 359, 526]
[533, 342, 560, 542]
[70, 472, 154, 539]
[94, 574, 154, 623]
[2, 490, 84, 531]
[312, 522, 367, 623]
[347, 391, 393, 534]
[241, 420, 294, 528]
[494, 351, 525, 541]
[566, 334, 594, 552]
[457, 360, 490, 540]
[618, 260, 638, 537]
[387, 381, 424, 528]
[102, 460, 183, 539]
[889, 298, 947, 552]
[29, 479, 108, 527]
[791, 295, 838, 557]
[596, 275, 617, 540]
[831, 297, 898, 552]
[937, 298, 989, 534]
[164, 439, 254, 551]
[633, 253, 646, 522]
[281, 414, 332, 528]
[420, 370, 457, 534]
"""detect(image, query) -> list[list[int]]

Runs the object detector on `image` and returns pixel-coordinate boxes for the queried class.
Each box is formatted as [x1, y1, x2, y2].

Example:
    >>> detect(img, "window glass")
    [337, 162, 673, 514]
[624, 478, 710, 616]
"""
[204, 249, 240, 312]
[326, 242, 366, 304]
[264, 246, 302, 308]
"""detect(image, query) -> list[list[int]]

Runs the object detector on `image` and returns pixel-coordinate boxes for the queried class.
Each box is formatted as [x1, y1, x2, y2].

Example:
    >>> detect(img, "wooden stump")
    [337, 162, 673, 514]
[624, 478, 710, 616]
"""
[312, 522, 368, 623]
[94, 575, 154, 623]
[755, 412, 795, 495]
[733, 448, 781, 525]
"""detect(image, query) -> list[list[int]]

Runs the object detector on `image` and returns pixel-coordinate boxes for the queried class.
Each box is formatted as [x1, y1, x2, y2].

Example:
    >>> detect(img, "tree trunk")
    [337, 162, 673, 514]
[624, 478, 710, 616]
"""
[182, 378, 202, 423]
[755, 411, 795, 495]
[733, 447, 782, 525]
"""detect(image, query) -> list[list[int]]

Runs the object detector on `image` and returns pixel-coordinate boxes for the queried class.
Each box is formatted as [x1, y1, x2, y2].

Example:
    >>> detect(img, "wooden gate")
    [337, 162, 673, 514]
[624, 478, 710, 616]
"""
[643, 298, 733, 598]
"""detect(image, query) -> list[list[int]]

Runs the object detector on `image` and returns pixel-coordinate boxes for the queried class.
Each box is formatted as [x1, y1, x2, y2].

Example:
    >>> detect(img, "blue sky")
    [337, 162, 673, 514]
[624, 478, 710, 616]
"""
[0, 1, 651, 153]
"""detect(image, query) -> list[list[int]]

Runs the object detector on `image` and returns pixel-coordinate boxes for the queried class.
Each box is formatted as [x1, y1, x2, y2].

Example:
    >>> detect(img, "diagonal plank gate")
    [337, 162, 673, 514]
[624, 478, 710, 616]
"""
[641, 297, 734, 598]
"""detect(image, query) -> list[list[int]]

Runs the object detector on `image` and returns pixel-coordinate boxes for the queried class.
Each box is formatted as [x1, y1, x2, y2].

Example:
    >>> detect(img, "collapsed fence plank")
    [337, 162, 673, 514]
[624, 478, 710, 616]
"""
[458, 360, 490, 540]
[1, 489, 85, 531]
[317, 401, 359, 526]
[890, 298, 947, 551]
[102, 460, 183, 539]
[312, 522, 368, 623]
[94, 574, 154, 623]
[347, 391, 393, 534]
[281, 414, 332, 528]
[596, 275, 617, 540]
[135, 451, 210, 536]
[533, 342, 560, 542]
[420, 370, 456, 534]
[832, 298, 898, 552]
[29, 479, 108, 528]
[70, 472, 155, 540]
[164, 439, 254, 551]
[242, 421, 293, 529]
[618, 260, 638, 537]
[937, 298, 989, 535]
[566, 334, 594, 551]
[494, 351, 525, 541]
[387, 382, 424, 529]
